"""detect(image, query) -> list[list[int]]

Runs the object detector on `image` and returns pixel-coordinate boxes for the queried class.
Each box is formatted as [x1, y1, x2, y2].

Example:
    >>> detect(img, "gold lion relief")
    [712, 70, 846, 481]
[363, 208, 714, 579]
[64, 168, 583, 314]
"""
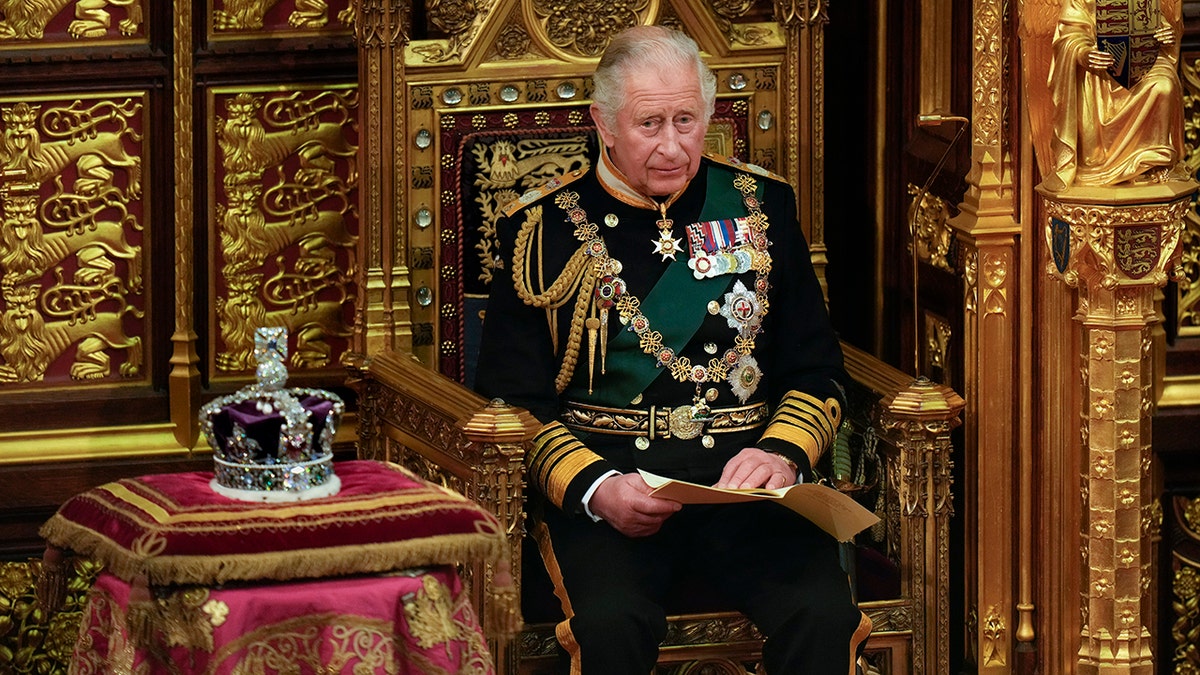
[213, 0, 354, 32]
[0, 96, 145, 386]
[212, 88, 357, 373]
[0, 0, 143, 42]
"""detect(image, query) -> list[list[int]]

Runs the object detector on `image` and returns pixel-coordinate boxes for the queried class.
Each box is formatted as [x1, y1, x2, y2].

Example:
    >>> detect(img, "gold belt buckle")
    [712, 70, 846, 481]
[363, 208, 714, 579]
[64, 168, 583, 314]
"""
[668, 406, 704, 440]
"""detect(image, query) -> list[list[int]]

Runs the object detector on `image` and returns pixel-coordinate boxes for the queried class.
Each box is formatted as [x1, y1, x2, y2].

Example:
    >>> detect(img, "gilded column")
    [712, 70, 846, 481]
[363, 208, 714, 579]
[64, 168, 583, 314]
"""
[170, 2, 201, 449]
[947, 0, 1020, 668]
[773, 0, 828, 298]
[880, 377, 965, 675]
[1040, 182, 1193, 674]
[351, 1, 412, 356]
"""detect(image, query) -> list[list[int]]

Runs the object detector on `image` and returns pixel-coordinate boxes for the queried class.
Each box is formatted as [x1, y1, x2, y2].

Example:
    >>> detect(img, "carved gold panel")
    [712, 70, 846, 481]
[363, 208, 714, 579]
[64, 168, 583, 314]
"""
[922, 310, 952, 386]
[0, 93, 149, 390]
[1176, 53, 1200, 335]
[207, 0, 354, 40]
[906, 184, 954, 273]
[0, 0, 146, 48]
[1168, 496, 1200, 673]
[206, 84, 358, 382]
[1176, 208, 1200, 335]
[522, 0, 660, 62]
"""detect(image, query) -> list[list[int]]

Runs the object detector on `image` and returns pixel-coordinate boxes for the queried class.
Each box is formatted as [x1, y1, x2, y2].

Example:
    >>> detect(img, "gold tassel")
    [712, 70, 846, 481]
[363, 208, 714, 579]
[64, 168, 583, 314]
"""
[485, 556, 521, 639]
[126, 573, 156, 650]
[36, 545, 67, 612]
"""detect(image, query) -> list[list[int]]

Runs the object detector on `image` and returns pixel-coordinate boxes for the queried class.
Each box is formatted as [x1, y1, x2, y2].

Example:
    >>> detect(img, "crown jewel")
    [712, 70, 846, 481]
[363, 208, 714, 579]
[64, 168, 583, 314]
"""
[199, 327, 343, 502]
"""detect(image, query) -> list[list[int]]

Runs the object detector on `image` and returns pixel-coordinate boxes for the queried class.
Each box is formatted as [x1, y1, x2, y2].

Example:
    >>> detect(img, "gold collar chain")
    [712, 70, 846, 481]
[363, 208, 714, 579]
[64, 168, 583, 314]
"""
[552, 173, 772, 398]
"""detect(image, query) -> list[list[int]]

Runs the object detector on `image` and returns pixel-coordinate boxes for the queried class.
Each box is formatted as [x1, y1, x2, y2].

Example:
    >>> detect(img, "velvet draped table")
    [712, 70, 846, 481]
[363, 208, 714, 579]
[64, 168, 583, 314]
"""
[39, 460, 509, 675]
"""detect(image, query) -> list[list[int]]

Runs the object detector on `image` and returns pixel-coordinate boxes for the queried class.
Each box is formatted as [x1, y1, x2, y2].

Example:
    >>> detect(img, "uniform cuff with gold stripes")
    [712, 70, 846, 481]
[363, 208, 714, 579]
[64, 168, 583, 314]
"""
[758, 390, 842, 470]
[528, 421, 614, 514]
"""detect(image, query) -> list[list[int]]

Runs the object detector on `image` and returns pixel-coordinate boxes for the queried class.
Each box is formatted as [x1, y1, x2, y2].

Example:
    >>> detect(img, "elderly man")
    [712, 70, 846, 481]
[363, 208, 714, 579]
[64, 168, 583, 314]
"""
[475, 24, 869, 673]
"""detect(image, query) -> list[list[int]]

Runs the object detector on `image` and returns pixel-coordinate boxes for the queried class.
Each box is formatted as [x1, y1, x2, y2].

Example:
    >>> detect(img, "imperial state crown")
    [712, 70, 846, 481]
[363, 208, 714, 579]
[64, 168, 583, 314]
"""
[199, 327, 343, 501]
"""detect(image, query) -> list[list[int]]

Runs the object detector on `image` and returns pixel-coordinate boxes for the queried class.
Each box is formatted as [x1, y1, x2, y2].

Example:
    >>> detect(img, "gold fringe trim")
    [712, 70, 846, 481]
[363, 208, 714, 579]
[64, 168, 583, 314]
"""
[39, 516, 506, 588]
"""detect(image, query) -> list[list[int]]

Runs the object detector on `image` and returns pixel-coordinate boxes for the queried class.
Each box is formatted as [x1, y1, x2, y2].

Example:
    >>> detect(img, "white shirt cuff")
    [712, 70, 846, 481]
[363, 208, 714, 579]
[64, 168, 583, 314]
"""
[581, 470, 621, 522]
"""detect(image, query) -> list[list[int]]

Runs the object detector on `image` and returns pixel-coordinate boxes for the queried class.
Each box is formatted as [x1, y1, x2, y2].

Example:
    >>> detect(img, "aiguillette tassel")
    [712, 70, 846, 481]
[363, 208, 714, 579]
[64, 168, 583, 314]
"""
[585, 317, 600, 394]
[600, 308, 609, 374]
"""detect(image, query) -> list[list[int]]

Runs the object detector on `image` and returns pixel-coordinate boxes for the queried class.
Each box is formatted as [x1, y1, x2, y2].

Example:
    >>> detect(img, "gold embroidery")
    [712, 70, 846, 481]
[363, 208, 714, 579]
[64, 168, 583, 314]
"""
[761, 391, 843, 465]
[528, 423, 605, 506]
[72, 586, 144, 675]
[210, 613, 398, 674]
[403, 575, 463, 654]
[158, 587, 215, 651]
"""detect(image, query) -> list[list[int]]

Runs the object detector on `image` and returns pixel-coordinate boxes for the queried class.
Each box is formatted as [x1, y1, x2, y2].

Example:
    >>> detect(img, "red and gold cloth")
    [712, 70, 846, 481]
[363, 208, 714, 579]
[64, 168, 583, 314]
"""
[39, 460, 517, 638]
[72, 568, 494, 675]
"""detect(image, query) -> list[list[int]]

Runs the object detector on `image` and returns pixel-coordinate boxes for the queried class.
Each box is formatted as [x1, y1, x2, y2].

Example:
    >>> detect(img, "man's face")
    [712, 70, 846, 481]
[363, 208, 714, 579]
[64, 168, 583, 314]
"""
[593, 62, 707, 197]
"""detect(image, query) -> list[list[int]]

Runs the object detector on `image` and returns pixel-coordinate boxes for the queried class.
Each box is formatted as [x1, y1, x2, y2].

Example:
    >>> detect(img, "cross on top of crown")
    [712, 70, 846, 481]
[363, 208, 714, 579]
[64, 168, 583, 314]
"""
[254, 327, 289, 391]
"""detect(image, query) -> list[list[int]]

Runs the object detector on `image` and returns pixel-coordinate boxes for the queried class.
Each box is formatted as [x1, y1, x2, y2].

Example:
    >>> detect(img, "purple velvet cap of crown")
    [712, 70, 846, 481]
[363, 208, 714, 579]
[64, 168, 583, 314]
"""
[208, 394, 337, 464]
[198, 386, 344, 497]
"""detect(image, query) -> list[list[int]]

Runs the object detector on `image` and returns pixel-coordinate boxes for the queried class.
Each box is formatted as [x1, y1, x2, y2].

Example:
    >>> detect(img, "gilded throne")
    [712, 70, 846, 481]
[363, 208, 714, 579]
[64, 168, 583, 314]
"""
[346, 2, 960, 673]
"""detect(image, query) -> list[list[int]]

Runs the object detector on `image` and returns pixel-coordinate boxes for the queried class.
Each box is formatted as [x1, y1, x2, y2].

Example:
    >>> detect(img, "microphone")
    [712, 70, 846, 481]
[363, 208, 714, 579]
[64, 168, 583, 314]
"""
[918, 113, 970, 127]
[908, 113, 969, 378]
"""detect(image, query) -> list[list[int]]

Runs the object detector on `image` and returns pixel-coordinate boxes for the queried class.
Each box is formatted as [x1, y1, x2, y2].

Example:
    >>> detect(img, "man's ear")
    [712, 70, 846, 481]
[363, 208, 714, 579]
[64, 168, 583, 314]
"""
[590, 103, 616, 148]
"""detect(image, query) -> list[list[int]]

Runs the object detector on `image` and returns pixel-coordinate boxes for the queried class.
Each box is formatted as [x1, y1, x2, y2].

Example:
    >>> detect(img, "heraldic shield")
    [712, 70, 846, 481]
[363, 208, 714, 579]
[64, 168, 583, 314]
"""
[1095, 0, 1162, 89]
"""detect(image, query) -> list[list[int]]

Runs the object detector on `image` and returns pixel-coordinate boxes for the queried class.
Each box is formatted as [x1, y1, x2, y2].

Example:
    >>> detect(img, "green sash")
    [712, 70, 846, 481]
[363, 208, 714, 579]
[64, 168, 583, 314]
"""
[589, 166, 762, 406]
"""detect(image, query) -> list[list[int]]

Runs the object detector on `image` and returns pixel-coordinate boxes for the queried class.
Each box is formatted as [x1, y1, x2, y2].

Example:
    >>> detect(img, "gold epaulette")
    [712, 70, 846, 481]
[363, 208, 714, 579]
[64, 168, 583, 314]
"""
[704, 152, 788, 184]
[500, 169, 589, 218]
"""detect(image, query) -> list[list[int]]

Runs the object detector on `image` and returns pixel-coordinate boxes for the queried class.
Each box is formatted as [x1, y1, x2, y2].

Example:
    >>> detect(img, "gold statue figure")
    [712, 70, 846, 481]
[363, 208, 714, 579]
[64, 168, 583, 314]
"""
[1024, 0, 1190, 192]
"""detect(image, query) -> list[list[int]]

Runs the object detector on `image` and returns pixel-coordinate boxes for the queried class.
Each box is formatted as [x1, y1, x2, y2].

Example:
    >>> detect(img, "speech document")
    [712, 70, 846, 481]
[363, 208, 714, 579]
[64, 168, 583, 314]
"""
[638, 470, 880, 542]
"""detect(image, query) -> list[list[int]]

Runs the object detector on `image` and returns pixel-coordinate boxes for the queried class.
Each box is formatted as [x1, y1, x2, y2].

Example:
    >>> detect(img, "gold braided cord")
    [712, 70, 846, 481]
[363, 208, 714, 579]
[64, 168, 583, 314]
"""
[512, 206, 591, 310]
[554, 261, 599, 393]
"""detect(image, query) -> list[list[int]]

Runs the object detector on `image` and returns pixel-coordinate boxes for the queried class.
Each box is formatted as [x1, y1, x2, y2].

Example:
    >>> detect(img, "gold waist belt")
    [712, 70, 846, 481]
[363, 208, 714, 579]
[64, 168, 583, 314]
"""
[560, 401, 769, 442]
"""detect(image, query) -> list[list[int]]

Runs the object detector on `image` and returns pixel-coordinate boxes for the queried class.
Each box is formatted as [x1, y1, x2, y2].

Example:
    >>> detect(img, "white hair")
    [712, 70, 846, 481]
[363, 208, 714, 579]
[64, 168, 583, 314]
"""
[591, 26, 717, 131]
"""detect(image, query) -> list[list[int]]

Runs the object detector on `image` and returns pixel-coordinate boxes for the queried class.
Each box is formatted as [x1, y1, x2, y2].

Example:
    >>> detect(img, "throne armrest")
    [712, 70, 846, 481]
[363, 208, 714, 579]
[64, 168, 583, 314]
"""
[347, 349, 540, 639]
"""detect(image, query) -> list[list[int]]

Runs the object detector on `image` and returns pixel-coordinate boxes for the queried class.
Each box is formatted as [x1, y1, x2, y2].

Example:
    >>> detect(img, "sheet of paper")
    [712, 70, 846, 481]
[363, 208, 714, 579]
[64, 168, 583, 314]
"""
[638, 469, 881, 542]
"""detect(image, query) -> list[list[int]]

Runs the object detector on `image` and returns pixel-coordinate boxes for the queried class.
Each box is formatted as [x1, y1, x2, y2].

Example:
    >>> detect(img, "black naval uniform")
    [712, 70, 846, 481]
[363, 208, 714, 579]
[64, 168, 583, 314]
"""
[475, 150, 871, 674]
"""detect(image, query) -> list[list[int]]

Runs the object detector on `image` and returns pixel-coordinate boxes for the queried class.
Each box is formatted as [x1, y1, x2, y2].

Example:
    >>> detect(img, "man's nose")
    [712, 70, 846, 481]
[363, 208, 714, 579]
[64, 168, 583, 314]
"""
[657, 124, 683, 156]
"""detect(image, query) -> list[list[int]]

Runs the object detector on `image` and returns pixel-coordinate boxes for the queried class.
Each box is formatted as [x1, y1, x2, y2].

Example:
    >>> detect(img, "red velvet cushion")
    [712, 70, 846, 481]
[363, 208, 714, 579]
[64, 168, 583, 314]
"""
[39, 460, 505, 586]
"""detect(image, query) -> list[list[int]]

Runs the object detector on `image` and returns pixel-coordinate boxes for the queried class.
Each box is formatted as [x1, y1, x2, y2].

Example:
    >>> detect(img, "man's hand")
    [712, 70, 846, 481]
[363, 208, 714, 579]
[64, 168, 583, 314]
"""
[716, 447, 796, 490]
[589, 473, 682, 537]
